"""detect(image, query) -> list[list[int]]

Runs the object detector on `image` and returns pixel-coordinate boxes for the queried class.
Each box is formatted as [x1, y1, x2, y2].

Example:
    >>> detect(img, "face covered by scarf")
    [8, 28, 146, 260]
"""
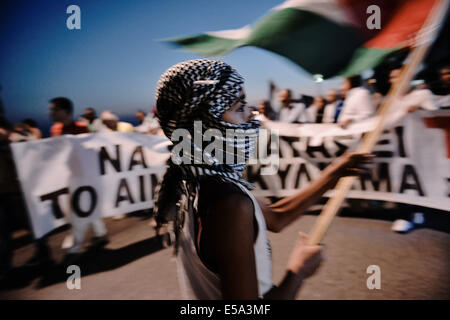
[153, 59, 260, 250]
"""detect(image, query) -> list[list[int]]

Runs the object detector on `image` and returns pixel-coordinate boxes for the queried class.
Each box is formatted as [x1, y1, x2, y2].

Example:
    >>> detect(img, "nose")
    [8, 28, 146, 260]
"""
[246, 105, 256, 122]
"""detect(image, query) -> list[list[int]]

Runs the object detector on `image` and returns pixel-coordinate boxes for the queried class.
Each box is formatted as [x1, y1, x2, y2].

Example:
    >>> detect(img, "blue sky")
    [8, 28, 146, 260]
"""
[0, 0, 341, 130]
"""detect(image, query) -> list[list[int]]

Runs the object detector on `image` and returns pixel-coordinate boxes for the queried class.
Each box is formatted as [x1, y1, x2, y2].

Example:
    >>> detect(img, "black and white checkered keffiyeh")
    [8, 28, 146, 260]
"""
[153, 59, 260, 251]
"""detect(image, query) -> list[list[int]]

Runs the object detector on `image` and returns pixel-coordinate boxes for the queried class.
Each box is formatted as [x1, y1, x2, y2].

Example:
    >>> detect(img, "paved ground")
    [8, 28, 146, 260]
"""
[1, 210, 449, 300]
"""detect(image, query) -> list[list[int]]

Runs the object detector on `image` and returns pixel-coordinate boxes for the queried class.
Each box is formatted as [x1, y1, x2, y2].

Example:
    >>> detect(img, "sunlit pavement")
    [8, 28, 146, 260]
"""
[1, 211, 449, 300]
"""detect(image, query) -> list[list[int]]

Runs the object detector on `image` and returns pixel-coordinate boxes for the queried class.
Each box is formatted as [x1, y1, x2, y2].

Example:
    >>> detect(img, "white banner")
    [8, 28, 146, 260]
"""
[11, 110, 450, 238]
[11, 132, 171, 238]
[248, 110, 450, 211]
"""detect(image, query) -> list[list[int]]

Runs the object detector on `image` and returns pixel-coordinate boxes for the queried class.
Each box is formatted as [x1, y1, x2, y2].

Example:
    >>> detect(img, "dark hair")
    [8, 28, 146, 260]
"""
[259, 100, 278, 120]
[22, 118, 38, 128]
[50, 97, 73, 114]
[347, 75, 362, 89]
[440, 64, 450, 72]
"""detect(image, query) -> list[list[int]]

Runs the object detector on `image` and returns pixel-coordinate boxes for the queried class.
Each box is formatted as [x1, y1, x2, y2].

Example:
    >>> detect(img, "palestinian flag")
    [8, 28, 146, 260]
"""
[165, 0, 441, 78]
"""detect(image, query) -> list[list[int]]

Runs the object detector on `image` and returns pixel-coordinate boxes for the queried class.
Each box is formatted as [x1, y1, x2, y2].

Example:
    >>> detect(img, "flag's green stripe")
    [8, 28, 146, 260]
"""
[167, 8, 398, 78]
[243, 8, 365, 78]
[167, 34, 241, 57]
[339, 46, 399, 77]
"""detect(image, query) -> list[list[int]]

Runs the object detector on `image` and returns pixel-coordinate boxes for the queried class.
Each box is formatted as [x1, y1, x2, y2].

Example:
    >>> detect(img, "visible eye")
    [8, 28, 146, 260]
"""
[237, 105, 245, 112]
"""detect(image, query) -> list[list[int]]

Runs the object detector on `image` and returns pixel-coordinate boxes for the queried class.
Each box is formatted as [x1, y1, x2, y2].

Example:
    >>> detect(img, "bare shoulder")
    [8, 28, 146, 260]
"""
[198, 177, 256, 272]
[198, 177, 254, 226]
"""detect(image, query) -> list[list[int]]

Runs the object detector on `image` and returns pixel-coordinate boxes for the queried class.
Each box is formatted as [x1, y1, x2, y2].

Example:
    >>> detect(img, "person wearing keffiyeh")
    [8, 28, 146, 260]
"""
[153, 59, 374, 300]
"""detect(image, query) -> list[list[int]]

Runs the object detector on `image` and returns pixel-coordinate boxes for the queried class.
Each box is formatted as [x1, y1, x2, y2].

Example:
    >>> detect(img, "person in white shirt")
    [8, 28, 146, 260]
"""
[338, 75, 376, 128]
[99, 111, 134, 220]
[305, 96, 327, 123]
[134, 109, 161, 134]
[389, 68, 438, 115]
[80, 108, 103, 132]
[387, 68, 437, 234]
[277, 89, 307, 123]
[99, 110, 134, 133]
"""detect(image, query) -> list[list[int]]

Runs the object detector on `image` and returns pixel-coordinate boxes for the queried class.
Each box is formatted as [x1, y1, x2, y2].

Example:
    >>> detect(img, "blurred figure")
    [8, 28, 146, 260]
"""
[49, 97, 89, 136]
[306, 96, 327, 123]
[99, 111, 133, 220]
[278, 89, 307, 123]
[22, 118, 42, 139]
[80, 107, 102, 132]
[136, 110, 146, 124]
[8, 123, 37, 143]
[414, 80, 428, 90]
[0, 113, 17, 278]
[338, 75, 375, 129]
[321, 89, 341, 123]
[0, 98, 24, 277]
[99, 110, 134, 133]
[389, 68, 437, 114]
[0, 120, 51, 268]
[371, 92, 384, 111]
[388, 67, 437, 234]
[48, 99, 108, 264]
[134, 108, 161, 134]
[433, 65, 450, 108]
[255, 100, 277, 122]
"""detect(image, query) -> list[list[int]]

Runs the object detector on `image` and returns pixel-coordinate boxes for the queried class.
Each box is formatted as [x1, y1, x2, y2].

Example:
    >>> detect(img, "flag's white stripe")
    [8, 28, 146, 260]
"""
[273, 0, 350, 25]
[205, 25, 251, 40]
[204, 0, 350, 40]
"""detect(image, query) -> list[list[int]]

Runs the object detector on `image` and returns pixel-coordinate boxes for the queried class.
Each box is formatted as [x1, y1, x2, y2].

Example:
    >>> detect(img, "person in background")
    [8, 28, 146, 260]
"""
[49, 97, 89, 136]
[322, 90, 341, 123]
[306, 96, 327, 123]
[136, 110, 146, 125]
[22, 119, 42, 139]
[255, 100, 277, 122]
[387, 67, 438, 234]
[338, 75, 376, 129]
[134, 108, 161, 134]
[0, 117, 52, 268]
[389, 68, 438, 115]
[80, 107, 103, 132]
[99, 110, 134, 133]
[99, 110, 134, 220]
[48, 99, 109, 264]
[277, 89, 307, 123]
[0, 114, 19, 279]
[432, 64, 450, 108]
[8, 123, 37, 143]
[0, 98, 44, 272]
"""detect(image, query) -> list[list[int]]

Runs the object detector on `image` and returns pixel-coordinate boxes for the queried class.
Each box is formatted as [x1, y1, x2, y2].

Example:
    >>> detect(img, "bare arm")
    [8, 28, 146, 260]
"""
[202, 193, 323, 300]
[260, 153, 374, 232]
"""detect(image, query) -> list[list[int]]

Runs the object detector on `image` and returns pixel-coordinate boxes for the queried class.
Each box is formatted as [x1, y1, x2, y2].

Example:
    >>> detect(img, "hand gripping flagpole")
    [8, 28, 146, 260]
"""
[307, 0, 450, 245]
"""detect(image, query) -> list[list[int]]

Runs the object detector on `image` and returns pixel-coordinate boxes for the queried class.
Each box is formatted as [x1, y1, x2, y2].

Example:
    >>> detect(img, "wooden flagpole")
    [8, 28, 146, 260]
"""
[308, 0, 450, 245]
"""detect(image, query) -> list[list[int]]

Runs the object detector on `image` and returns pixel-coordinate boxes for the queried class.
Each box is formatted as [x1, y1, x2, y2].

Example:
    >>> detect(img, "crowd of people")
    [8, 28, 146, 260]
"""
[0, 63, 449, 283]
[0, 96, 166, 275]
[1, 98, 162, 144]
[1, 64, 449, 146]
[256, 65, 450, 127]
